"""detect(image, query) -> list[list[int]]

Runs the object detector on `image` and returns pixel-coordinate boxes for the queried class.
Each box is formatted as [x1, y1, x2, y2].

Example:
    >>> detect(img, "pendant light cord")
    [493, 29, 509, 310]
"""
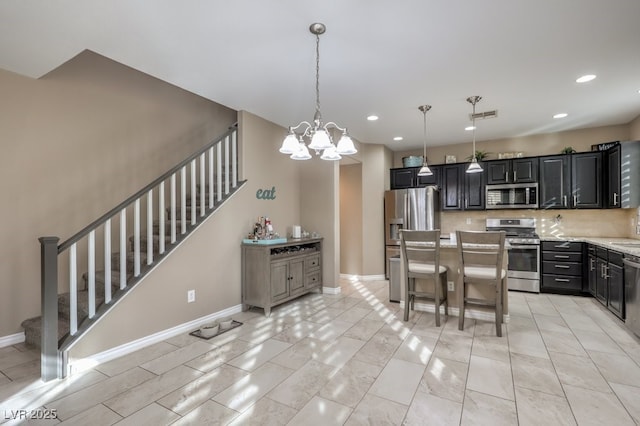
[315, 33, 321, 119]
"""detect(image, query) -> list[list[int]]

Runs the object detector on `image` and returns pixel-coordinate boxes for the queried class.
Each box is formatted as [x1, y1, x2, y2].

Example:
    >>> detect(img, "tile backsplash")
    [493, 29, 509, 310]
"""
[440, 208, 639, 240]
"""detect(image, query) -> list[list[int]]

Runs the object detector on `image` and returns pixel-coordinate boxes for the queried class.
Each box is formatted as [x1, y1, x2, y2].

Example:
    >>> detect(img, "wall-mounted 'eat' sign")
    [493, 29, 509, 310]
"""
[256, 186, 276, 200]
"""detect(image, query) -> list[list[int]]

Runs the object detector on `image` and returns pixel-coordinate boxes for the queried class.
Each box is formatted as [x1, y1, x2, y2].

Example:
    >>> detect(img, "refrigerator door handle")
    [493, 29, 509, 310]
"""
[404, 192, 410, 231]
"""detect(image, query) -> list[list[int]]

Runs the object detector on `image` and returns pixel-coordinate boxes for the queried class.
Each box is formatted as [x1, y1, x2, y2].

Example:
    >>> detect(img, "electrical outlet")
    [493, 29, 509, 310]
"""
[466, 217, 472, 225]
[448, 281, 454, 291]
[187, 290, 196, 303]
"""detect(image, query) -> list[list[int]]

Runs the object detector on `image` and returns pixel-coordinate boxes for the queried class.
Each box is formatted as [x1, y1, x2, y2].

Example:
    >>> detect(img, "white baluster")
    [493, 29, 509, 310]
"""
[191, 159, 196, 226]
[69, 243, 78, 335]
[181, 167, 187, 235]
[88, 230, 96, 318]
[200, 154, 205, 217]
[159, 181, 165, 254]
[147, 189, 153, 265]
[232, 130, 237, 188]
[134, 199, 140, 277]
[120, 208, 127, 289]
[224, 135, 230, 195]
[171, 174, 176, 243]
[216, 143, 222, 202]
[208, 147, 214, 208]
[104, 219, 111, 304]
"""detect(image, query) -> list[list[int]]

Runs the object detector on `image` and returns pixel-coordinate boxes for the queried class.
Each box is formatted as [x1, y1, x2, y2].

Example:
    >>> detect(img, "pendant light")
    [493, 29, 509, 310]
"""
[279, 23, 357, 160]
[417, 105, 433, 176]
[466, 96, 483, 174]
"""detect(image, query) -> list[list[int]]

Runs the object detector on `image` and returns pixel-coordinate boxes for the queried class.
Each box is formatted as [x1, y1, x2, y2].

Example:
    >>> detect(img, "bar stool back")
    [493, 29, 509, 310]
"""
[456, 230, 506, 336]
[400, 229, 448, 326]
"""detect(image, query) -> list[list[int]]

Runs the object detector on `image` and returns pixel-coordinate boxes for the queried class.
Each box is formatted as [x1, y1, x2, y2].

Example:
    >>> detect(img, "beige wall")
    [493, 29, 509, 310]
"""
[340, 164, 363, 275]
[393, 124, 631, 167]
[630, 114, 640, 140]
[0, 51, 237, 338]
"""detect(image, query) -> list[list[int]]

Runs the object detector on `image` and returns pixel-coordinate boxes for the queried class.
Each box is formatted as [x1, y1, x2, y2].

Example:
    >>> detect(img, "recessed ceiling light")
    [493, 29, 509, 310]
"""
[393, 136, 403, 141]
[553, 113, 568, 119]
[367, 115, 379, 121]
[465, 126, 476, 131]
[576, 74, 596, 83]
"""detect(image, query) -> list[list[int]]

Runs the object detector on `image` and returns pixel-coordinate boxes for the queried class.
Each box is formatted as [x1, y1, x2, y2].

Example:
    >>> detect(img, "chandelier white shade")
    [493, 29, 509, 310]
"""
[279, 23, 357, 161]
[466, 96, 483, 174]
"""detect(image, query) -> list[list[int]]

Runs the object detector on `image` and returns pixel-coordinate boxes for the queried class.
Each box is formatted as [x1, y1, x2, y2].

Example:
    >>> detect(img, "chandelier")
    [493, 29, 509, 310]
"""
[417, 105, 433, 176]
[279, 23, 357, 161]
[466, 96, 483, 174]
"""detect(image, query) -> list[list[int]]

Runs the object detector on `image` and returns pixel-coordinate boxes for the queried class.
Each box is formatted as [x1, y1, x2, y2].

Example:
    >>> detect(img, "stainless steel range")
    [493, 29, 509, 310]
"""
[486, 218, 540, 293]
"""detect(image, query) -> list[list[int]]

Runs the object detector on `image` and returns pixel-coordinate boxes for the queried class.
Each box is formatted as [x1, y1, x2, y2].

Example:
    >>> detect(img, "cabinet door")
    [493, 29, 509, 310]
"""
[270, 260, 290, 302]
[464, 168, 485, 210]
[486, 160, 510, 184]
[441, 164, 463, 210]
[588, 252, 597, 296]
[512, 158, 538, 183]
[608, 262, 624, 319]
[289, 258, 305, 294]
[607, 145, 621, 208]
[539, 155, 571, 209]
[416, 165, 441, 187]
[572, 152, 603, 208]
[390, 168, 416, 189]
[595, 257, 608, 304]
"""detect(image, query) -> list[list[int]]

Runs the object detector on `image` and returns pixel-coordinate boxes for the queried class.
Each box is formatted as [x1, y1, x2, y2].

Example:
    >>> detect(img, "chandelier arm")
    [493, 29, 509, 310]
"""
[323, 121, 348, 133]
[288, 121, 313, 133]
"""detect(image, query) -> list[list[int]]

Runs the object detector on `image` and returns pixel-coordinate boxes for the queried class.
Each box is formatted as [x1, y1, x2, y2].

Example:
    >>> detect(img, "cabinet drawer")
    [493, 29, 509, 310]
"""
[542, 261, 582, 276]
[542, 274, 582, 291]
[542, 251, 582, 263]
[304, 254, 321, 270]
[305, 271, 321, 287]
[542, 241, 582, 252]
[608, 250, 623, 267]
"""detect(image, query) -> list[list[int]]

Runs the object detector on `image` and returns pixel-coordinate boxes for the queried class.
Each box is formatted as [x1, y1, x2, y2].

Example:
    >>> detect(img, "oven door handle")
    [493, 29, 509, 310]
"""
[509, 245, 538, 250]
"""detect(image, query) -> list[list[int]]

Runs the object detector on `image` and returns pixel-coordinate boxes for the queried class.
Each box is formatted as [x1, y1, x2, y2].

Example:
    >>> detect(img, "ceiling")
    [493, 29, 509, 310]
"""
[1, 1, 640, 151]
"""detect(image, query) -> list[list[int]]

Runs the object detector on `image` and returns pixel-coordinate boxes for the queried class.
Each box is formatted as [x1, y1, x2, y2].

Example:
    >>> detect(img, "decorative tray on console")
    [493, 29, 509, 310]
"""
[189, 320, 243, 340]
[242, 238, 288, 245]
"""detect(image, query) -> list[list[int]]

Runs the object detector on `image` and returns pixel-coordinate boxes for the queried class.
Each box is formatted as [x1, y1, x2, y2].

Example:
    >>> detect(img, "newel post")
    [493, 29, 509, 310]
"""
[39, 236, 59, 381]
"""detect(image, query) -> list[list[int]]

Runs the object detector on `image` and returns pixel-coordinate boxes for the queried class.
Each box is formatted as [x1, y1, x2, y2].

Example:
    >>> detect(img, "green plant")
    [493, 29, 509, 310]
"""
[561, 146, 576, 154]
[466, 150, 490, 161]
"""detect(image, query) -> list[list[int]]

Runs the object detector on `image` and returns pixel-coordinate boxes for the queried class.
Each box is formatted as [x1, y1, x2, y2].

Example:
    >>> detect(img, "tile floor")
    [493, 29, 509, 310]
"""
[2, 278, 640, 425]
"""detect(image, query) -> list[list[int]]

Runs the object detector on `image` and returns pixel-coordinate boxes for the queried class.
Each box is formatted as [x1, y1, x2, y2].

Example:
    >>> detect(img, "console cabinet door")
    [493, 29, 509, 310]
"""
[289, 258, 305, 294]
[270, 260, 290, 302]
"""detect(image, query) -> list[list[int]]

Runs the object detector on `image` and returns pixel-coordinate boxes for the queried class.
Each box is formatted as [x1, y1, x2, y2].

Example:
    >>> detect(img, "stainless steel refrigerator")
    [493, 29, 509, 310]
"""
[384, 186, 441, 288]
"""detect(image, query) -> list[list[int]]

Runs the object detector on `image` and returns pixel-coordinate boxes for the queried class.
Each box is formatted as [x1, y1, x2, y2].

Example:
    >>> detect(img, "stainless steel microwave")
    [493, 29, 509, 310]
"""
[486, 183, 538, 209]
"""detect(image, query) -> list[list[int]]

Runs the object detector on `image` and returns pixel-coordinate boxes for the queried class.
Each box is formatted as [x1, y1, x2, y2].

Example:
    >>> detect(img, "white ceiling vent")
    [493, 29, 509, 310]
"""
[470, 110, 498, 120]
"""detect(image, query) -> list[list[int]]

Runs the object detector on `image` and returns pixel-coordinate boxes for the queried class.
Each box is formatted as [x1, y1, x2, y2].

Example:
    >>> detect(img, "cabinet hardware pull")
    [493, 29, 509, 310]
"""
[590, 258, 595, 270]
[554, 255, 570, 259]
[505, 172, 509, 182]
[573, 195, 578, 205]
[513, 171, 517, 182]
[613, 192, 618, 206]
[555, 278, 570, 282]
[554, 265, 570, 269]
[563, 195, 567, 206]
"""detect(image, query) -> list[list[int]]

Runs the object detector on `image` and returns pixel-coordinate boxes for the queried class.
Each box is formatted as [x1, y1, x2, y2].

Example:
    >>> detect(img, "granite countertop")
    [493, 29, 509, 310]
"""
[439, 238, 512, 249]
[540, 236, 640, 256]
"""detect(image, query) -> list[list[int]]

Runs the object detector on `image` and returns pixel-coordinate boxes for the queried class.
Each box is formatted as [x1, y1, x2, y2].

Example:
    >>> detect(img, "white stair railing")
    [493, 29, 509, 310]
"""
[38, 125, 243, 381]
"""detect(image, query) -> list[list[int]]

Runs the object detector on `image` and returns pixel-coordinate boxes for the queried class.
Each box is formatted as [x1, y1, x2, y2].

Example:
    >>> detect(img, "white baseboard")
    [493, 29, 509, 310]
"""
[340, 274, 386, 282]
[322, 286, 341, 295]
[68, 304, 243, 375]
[0, 332, 25, 348]
[400, 301, 509, 323]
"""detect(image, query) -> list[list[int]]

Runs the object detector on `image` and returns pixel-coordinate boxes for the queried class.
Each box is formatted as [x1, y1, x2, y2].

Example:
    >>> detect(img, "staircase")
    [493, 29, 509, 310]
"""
[25, 125, 245, 381]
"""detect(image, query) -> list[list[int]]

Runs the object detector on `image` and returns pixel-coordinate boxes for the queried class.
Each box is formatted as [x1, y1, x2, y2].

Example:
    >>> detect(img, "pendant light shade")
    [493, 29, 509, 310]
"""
[466, 96, 483, 174]
[417, 104, 433, 177]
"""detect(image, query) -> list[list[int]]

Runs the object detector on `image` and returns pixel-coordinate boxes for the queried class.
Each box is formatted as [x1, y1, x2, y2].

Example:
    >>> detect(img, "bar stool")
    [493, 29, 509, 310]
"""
[399, 229, 448, 326]
[456, 230, 506, 337]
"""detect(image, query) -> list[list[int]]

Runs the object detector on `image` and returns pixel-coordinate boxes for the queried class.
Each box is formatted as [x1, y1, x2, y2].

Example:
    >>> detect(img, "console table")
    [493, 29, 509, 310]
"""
[241, 238, 323, 316]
